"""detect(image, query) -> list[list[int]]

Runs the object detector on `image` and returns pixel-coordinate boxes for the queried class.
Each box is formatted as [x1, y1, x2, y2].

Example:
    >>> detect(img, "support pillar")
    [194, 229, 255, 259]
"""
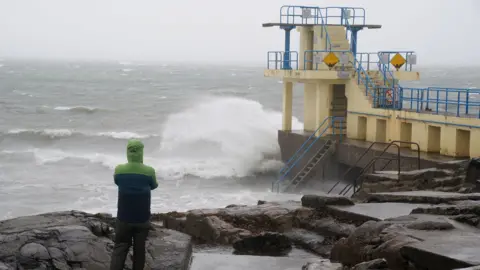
[298, 26, 314, 70]
[282, 81, 293, 131]
[350, 27, 360, 58]
[315, 82, 332, 136]
[281, 26, 295, 70]
[304, 83, 316, 132]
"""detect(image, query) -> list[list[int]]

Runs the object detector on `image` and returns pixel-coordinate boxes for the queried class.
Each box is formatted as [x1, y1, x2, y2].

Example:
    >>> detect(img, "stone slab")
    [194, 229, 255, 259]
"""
[190, 253, 340, 270]
[329, 202, 428, 220]
[401, 234, 480, 270]
[364, 191, 480, 204]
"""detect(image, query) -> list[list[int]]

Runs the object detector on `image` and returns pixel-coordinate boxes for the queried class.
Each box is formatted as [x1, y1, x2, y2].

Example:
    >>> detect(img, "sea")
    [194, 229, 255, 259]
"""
[0, 59, 478, 220]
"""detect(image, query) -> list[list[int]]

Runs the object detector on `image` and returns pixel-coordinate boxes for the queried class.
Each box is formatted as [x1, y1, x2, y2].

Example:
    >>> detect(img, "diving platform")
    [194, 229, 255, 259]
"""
[266, 5, 480, 194]
[262, 23, 382, 29]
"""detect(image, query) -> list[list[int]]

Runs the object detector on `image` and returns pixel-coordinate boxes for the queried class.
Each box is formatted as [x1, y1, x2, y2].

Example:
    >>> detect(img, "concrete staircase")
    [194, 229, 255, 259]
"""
[283, 140, 335, 192]
[355, 70, 399, 108]
[324, 26, 354, 70]
[331, 85, 347, 134]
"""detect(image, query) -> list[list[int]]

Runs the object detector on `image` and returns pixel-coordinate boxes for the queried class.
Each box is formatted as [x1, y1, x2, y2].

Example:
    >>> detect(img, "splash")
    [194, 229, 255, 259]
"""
[154, 96, 303, 179]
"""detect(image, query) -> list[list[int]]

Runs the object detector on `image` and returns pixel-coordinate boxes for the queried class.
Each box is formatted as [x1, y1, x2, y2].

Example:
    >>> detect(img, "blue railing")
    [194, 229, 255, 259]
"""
[401, 87, 480, 117]
[280, 5, 324, 25]
[376, 86, 402, 109]
[279, 6, 366, 25]
[340, 8, 357, 56]
[272, 116, 345, 193]
[377, 52, 396, 87]
[377, 51, 415, 72]
[267, 51, 299, 70]
[304, 50, 352, 70]
[354, 58, 377, 98]
[356, 53, 380, 71]
[318, 7, 366, 25]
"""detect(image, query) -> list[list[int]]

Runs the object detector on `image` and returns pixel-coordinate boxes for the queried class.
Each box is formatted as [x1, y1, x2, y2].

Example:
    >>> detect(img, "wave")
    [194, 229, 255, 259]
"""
[2, 96, 303, 180]
[155, 96, 303, 179]
[53, 106, 100, 113]
[3, 129, 154, 140]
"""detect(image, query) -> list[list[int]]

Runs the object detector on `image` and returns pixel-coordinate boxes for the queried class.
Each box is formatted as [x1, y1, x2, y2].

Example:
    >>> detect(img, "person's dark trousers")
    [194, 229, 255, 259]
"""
[110, 219, 150, 270]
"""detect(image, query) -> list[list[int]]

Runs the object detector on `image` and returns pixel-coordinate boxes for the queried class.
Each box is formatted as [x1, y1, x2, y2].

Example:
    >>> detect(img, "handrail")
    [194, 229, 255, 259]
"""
[285, 139, 335, 192]
[328, 140, 420, 194]
[378, 52, 396, 87]
[340, 8, 356, 57]
[278, 116, 330, 176]
[338, 141, 421, 196]
[341, 156, 396, 196]
[273, 116, 344, 192]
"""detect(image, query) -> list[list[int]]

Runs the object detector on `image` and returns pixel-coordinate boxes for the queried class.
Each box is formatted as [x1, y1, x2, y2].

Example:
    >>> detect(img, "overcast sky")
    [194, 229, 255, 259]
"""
[0, 0, 478, 65]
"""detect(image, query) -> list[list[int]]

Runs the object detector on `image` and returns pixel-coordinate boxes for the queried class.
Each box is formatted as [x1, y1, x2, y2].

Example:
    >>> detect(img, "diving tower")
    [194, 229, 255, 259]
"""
[266, 6, 480, 193]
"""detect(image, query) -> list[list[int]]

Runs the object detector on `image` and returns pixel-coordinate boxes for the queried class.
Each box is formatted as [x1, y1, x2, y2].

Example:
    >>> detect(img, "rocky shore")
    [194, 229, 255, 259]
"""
[156, 191, 480, 270]
[2, 160, 480, 270]
[2, 190, 480, 269]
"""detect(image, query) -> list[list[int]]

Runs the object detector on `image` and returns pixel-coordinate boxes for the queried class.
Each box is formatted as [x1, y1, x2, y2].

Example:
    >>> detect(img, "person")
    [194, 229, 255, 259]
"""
[110, 139, 158, 270]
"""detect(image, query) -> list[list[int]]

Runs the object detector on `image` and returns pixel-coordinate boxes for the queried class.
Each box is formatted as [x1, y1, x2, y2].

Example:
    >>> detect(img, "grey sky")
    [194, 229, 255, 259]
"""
[0, 0, 478, 65]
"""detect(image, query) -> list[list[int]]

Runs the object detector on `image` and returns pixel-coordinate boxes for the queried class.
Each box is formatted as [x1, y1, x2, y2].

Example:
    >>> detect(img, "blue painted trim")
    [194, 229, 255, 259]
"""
[396, 116, 480, 129]
[347, 111, 391, 118]
[282, 26, 295, 70]
[351, 28, 359, 57]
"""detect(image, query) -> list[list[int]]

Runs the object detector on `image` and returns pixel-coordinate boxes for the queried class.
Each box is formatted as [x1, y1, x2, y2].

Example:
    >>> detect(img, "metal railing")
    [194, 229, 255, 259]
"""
[377, 52, 397, 87]
[279, 6, 366, 26]
[401, 87, 480, 117]
[319, 7, 366, 25]
[272, 116, 345, 193]
[267, 51, 299, 70]
[356, 53, 380, 71]
[329, 141, 421, 196]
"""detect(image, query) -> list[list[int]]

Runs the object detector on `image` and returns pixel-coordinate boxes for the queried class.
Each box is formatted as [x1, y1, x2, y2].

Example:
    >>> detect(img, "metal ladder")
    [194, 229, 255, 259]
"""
[272, 116, 344, 193]
[283, 139, 335, 192]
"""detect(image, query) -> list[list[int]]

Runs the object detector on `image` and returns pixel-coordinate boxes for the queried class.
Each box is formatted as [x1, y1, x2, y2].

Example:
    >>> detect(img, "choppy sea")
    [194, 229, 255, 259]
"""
[0, 59, 478, 220]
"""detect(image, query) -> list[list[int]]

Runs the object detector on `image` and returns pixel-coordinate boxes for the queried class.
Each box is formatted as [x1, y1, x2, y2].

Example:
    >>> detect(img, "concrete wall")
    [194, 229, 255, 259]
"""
[278, 130, 453, 176]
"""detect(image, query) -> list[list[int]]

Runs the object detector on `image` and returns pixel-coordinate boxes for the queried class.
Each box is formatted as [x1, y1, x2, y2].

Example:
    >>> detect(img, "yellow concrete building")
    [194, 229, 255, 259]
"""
[264, 6, 480, 159]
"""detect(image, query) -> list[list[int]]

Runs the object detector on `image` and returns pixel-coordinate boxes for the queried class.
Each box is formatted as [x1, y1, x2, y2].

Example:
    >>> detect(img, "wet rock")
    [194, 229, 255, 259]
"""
[302, 194, 355, 209]
[405, 220, 454, 230]
[351, 258, 389, 270]
[226, 204, 247, 208]
[330, 220, 419, 269]
[0, 211, 193, 270]
[184, 215, 251, 244]
[360, 168, 472, 194]
[301, 260, 342, 269]
[232, 232, 292, 256]
[302, 217, 356, 239]
[162, 202, 316, 243]
[284, 229, 330, 257]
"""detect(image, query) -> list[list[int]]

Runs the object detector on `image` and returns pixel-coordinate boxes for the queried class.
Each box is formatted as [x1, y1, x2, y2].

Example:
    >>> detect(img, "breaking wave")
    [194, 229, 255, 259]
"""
[2, 97, 303, 180]
[53, 106, 101, 113]
[3, 129, 154, 140]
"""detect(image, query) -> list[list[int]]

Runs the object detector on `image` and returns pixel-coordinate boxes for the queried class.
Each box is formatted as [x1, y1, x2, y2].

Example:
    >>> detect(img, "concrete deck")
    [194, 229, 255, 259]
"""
[190, 253, 339, 270]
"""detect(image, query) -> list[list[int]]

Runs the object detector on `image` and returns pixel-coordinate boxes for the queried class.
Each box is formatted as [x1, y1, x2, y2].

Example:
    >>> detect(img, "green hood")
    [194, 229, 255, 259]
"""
[127, 139, 144, 163]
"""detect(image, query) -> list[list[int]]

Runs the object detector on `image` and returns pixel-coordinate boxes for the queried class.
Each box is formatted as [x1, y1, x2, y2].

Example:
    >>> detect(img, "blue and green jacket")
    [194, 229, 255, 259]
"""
[114, 139, 158, 223]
